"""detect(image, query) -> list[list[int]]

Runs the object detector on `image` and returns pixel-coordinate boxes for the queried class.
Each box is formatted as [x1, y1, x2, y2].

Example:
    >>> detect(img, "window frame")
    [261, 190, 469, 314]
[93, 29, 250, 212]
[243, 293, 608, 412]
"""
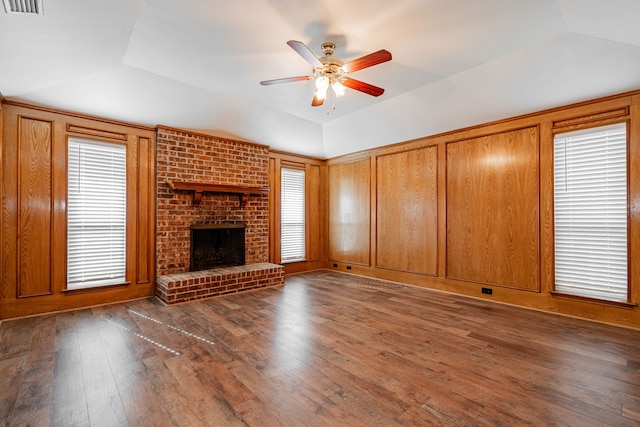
[280, 166, 306, 263]
[552, 121, 631, 304]
[66, 136, 128, 290]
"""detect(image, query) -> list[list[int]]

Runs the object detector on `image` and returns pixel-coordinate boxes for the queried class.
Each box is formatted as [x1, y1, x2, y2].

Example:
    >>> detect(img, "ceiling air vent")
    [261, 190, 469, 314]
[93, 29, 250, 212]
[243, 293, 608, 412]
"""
[3, 0, 43, 14]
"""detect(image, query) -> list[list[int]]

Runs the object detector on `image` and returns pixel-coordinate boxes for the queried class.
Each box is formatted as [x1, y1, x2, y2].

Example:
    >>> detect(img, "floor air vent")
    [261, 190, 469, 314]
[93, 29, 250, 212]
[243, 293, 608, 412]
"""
[3, 0, 43, 14]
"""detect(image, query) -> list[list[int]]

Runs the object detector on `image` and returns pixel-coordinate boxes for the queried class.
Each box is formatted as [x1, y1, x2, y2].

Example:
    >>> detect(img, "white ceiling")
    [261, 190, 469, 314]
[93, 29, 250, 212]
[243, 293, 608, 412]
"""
[1, 0, 639, 158]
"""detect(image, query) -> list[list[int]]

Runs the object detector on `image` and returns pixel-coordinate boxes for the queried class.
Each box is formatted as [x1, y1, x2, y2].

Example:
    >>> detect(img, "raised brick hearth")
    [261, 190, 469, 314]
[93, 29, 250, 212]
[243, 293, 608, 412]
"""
[156, 126, 281, 303]
[156, 263, 284, 305]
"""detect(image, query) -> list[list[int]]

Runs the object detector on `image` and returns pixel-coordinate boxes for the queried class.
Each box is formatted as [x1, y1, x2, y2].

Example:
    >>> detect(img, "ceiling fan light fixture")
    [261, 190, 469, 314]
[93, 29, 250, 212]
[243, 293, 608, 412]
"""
[331, 81, 346, 97]
[314, 76, 330, 100]
[315, 75, 329, 90]
[260, 40, 391, 108]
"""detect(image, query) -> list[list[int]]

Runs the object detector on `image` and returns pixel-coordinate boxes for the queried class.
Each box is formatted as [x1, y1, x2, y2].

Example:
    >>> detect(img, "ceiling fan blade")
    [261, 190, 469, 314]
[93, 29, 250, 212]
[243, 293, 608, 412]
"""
[260, 76, 312, 85]
[311, 94, 325, 107]
[287, 40, 323, 68]
[342, 49, 392, 73]
[342, 77, 385, 97]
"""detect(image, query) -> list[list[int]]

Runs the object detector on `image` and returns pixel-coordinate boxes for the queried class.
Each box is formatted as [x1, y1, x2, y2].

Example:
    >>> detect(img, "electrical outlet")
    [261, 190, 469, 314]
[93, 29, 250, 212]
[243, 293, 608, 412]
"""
[482, 287, 493, 295]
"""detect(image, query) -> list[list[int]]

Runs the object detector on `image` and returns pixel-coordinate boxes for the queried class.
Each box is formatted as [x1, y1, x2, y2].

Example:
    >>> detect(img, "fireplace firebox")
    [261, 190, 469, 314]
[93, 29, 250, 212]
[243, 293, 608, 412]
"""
[190, 223, 245, 271]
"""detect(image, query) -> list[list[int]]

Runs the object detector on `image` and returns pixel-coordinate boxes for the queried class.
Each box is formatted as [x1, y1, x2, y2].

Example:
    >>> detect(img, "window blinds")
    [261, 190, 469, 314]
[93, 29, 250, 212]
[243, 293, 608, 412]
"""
[67, 138, 127, 289]
[554, 123, 628, 302]
[281, 168, 305, 262]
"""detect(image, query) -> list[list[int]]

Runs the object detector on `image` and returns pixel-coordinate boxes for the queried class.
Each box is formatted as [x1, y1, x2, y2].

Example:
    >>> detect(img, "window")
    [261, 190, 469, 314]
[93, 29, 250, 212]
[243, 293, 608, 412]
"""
[554, 123, 628, 302]
[67, 138, 127, 289]
[281, 167, 305, 262]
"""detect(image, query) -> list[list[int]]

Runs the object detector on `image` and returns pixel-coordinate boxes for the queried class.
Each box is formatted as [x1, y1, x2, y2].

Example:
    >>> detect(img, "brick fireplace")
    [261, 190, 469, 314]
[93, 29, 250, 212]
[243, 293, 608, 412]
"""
[155, 126, 283, 304]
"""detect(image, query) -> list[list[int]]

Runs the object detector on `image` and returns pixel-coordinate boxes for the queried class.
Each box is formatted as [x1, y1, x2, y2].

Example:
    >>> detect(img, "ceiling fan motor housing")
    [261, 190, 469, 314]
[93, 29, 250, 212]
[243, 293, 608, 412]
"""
[321, 42, 336, 56]
[317, 43, 345, 81]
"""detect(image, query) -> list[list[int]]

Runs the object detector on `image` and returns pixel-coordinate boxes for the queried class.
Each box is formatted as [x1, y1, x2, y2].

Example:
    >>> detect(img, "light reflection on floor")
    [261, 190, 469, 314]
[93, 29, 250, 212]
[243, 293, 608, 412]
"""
[273, 279, 311, 371]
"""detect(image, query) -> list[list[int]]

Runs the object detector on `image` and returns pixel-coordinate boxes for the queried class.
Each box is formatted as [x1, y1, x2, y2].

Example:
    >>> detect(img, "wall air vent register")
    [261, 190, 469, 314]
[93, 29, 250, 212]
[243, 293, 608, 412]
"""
[2, 0, 42, 14]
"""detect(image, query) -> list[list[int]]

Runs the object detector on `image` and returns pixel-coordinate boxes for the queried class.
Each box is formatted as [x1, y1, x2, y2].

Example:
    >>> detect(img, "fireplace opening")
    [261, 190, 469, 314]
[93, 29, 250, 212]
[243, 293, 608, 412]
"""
[190, 223, 245, 271]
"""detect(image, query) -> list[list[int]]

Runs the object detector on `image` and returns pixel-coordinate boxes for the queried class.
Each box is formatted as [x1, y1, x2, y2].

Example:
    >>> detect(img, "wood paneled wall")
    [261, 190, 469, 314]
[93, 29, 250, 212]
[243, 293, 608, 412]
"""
[268, 151, 326, 275]
[326, 90, 640, 330]
[446, 127, 539, 291]
[4, 90, 639, 330]
[0, 100, 3, 319]
[0, 101, 156, 319]
[328, 159, 371, 266]
[376, 147, 438, 275]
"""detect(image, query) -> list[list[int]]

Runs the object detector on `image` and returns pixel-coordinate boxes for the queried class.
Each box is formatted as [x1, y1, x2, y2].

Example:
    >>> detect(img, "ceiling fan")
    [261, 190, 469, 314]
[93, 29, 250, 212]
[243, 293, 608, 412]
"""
[260, 40, 392, 107]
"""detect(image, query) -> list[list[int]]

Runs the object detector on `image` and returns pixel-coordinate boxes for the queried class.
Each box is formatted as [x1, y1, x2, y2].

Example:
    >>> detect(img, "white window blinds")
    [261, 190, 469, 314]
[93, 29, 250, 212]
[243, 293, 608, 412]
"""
[67, 138, 127, 289]
[281, 168, 305, 262]
[554, 122, 628, 302]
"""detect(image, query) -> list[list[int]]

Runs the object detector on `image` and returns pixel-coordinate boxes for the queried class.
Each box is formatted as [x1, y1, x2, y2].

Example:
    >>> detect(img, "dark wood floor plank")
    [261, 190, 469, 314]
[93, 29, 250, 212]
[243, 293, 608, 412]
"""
[227, 358, 340, 426]
[8, 315, 56, 427]
[0, 316, 35, 358]
[139, 354, 210, 426]
[96, 315, 172, 427]
[163, 355, 247, 426]
[51, 312, 90, 427]
[1, 270, 640, 426]
[0, 355, 28, 422]
[76, 315, 129, 427]
[268, 369, 366, 427]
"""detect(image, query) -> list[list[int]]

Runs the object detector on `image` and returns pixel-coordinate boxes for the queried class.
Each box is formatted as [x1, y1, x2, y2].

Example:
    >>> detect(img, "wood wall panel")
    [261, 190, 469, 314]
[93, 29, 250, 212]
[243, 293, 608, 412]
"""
[1, 112, 17, 304]
[539, 122, 555, 294]
[376, 146, 438, 275]
[306, 164, 322, 261]
[268, 152, 326, 274]
[446, 127, 539, 291]
[0, 101, 4, 318]
[18, 117, 53, 297]
[51, 122, 67, 295]
[328, 159, 370, 265]
[1, 102, 157, 319]
[268, 157, 280, 263]
[136, 136, 152, 284]
[324, 92, 640, 329]
[0, 102, 2, 313]
[628, 100, 640, 306]
[0, 102, 9, 310]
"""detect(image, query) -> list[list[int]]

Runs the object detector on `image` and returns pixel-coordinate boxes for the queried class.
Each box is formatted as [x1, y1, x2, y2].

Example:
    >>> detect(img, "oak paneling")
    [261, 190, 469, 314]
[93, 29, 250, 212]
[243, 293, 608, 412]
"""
[267, 152, 326, 273]
[0, 105, 11, 304]
[328, 159, 370, 265]
[1, 111, 17, 304]
[268, 157, 280, 263]
[0, 102, 2, 313]
[629, 100, 640, 306]
[1, 102, 157, 319]
[66, 123, 127, 141]
[539, 122, 555, 294]
[306, 164, 322, 261]
[136, 136, 153, 284]
[552, 107, 629, 132]
[18, 117, 53, 297]
[446, 127, 539, 291]
[376, 147, 438, 275]
[323, 92, 640, 329]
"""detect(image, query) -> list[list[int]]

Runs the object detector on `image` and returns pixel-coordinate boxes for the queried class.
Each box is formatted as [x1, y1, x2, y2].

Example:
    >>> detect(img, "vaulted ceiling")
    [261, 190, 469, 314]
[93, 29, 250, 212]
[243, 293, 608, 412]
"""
[1, 0, 639, 158]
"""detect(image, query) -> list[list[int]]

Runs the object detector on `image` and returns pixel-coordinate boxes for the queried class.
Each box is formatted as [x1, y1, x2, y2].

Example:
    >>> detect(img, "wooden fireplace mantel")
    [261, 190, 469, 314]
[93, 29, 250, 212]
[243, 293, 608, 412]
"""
[165, 180, 270, 206]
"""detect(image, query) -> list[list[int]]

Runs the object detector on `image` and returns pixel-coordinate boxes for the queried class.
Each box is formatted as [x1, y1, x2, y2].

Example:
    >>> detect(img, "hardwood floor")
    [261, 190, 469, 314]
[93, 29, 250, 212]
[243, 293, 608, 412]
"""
[1, 270, 640, 426]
